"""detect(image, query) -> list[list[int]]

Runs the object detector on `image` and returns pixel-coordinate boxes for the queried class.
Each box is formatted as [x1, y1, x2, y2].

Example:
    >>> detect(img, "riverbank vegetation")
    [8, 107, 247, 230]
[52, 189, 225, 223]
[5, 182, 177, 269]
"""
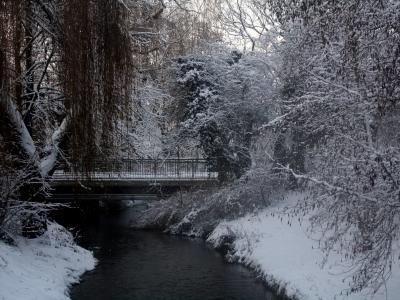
[1, 0, 400, 299]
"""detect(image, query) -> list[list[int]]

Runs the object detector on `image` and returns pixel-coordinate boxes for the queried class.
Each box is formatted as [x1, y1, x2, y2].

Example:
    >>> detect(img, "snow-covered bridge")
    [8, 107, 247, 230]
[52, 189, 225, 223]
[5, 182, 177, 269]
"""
[50, 159, 218, 188]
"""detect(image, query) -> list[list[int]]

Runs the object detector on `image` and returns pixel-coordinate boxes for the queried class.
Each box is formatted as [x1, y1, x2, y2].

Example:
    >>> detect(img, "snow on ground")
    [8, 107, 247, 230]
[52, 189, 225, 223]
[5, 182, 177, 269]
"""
[208, 192, 400, 300]
[0, 223, 96, 300]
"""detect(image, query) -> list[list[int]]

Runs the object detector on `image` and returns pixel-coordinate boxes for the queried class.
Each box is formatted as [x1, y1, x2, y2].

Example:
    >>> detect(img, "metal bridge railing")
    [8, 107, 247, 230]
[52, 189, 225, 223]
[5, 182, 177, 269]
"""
[52, 159, 218, 182]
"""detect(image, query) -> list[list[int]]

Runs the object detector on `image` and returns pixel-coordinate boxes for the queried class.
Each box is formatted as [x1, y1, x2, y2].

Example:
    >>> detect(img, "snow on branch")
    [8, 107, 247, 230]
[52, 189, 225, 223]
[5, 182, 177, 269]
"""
[40, 116, 70, 178]
[0, 93, 38, 163]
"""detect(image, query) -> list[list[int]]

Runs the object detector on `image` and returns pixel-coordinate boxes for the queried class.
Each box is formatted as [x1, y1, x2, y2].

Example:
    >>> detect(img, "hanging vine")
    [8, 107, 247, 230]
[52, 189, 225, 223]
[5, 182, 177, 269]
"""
[62, 0, 134, 169]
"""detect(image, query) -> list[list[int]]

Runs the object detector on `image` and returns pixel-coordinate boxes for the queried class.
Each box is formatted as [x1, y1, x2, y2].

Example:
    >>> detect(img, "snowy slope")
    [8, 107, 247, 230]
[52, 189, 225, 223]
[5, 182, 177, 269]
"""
[0, 223, 96, 300]
[208, 193, 400, 300]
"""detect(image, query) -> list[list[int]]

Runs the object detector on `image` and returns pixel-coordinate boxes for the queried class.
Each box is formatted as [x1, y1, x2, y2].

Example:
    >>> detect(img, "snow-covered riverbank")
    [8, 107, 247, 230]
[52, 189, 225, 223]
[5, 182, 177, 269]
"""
[207, 193, 400, 300]
[0, 223, 96, 300]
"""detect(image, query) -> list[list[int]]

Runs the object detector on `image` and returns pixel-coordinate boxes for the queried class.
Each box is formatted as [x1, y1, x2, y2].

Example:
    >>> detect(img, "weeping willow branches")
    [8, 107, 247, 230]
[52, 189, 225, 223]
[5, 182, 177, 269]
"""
[0, 0, 135, 197]
[62, 0, 134, 168]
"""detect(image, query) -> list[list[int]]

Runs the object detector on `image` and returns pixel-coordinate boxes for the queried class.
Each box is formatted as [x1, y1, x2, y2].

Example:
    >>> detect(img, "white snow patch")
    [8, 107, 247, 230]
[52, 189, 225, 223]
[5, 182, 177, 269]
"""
[208, 192, 400, 300]
[40, 154, 57, 178]
[0, 223, 96, 300]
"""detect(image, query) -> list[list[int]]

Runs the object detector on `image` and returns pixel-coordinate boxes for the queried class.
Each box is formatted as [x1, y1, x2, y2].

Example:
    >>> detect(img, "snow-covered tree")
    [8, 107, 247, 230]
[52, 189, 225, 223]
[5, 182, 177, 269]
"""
[0, 0, 137, 235]
[262, 0, 400, 293]
[168, 45, 274, 181]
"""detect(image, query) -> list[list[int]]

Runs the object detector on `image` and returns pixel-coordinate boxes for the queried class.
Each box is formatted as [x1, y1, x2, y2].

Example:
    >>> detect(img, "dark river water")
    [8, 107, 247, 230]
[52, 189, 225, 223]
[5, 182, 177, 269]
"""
[60, 201, 281, 300]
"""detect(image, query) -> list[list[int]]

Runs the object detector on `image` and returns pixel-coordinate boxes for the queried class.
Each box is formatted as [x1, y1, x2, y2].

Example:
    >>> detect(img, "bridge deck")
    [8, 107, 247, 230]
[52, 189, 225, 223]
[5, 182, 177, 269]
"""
[51, 171, 218, 186]
[50, 193, 159, 202]
[50, 159, 218, 187]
